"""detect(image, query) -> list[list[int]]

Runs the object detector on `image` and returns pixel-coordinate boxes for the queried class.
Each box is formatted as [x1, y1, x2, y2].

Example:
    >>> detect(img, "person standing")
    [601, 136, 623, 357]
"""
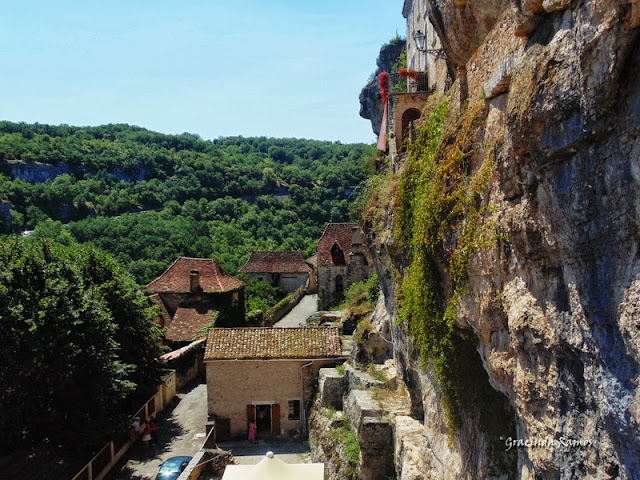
[142, 423, 152, 448]
[248, 421, 257, 444]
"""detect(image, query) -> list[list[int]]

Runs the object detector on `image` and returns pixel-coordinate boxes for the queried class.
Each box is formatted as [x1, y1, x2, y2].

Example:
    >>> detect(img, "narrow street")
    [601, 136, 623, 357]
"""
[273, 294, 318, 328]
[108, 381, 208, 480]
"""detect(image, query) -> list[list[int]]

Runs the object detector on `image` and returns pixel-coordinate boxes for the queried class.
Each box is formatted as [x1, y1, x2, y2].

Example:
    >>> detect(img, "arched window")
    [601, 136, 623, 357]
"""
[401, 108, 421, 151]
[330, 242, 346, 265]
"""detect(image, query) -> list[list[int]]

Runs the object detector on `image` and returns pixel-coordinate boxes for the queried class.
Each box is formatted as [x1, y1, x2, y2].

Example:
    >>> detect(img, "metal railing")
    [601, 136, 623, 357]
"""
[390, 72, 429, 94]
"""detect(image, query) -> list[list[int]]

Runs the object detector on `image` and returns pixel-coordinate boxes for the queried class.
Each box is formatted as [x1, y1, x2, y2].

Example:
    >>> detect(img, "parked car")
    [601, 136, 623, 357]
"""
[156, 456, 193, 480]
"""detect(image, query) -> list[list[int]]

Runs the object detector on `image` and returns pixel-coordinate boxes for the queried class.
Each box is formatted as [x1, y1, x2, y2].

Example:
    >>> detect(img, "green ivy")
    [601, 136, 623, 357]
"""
[394, 97, 498, 432]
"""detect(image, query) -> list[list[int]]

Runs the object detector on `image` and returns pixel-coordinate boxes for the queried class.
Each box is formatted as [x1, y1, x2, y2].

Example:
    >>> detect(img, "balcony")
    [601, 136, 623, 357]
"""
[389, 71, 429, 94]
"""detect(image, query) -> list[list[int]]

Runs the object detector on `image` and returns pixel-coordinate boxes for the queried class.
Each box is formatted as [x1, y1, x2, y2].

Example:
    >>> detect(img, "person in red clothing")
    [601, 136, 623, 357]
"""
[142, 423, 152, 448]
[248, 421, 257, 443]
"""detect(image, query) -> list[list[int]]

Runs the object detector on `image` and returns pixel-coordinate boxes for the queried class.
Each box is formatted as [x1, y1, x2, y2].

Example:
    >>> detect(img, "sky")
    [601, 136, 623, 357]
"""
[0, 1, 406, 144]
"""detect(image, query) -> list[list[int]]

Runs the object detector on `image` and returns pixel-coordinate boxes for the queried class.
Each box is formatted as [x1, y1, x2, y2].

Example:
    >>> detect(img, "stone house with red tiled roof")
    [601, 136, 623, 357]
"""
[148, 257, 245, 344]
[204, 327, 344, 440]
[317, 223, 374, 310]
[238, 251, 311, 293]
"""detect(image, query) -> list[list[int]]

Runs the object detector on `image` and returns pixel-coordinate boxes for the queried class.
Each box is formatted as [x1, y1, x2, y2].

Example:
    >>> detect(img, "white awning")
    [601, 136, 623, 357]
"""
[222, 451, 324, 480]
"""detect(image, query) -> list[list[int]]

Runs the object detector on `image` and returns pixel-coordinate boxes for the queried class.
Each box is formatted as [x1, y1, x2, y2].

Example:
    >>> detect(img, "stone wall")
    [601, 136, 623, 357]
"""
[318, 264, 348, 310]
[404, 0, 451, 93]
[158, 289, 245, 327]
[318, 261, 373, 311]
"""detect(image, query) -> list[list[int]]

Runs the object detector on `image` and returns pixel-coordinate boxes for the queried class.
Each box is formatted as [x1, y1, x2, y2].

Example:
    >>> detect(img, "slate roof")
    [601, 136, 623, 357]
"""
[239, 251, 312, 274]
[165, 307, 218, 342]
[204, 327, 342, 360]
[147, 257, 244, 293]
[316, 223, 372, 267]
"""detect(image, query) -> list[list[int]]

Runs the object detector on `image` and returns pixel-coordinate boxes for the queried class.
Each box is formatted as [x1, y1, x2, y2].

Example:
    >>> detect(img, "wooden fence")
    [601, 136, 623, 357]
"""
[71, 370, 176, 480]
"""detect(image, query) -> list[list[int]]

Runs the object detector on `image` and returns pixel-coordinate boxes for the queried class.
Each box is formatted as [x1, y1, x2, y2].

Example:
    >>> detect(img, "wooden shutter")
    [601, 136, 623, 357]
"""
[247, 404, 256, 427]
[271, 404, 280, 436]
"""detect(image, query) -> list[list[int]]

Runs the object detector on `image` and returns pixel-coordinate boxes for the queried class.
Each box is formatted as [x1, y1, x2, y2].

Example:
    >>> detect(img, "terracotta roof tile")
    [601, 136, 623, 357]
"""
[165, 307, 217, 342]
[151, 293, 172, 327]
[147, 257, 244, 293]
[239, 251, 312, 274]
[316, 223, 372, 267]
[204, 327, 342, 360]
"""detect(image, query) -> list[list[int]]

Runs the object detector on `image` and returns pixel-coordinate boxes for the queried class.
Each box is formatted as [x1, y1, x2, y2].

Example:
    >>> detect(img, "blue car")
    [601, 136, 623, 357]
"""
[156, 456, 193, 480]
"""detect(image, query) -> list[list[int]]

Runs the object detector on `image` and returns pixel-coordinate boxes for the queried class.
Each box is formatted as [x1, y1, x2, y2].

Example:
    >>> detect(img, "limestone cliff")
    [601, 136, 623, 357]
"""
[360, 0, 640, 478]
[359, 39, 406, 137]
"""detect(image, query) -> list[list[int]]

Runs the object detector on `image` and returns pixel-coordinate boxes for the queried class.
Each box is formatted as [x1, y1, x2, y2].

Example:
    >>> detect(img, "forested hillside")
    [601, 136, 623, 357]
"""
[0, 122, 374, 283]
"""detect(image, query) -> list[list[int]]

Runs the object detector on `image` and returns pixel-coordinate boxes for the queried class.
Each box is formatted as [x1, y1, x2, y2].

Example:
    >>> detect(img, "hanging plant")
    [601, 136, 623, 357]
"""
[398, 67, 419, 81]
[378, 71, 390, 104]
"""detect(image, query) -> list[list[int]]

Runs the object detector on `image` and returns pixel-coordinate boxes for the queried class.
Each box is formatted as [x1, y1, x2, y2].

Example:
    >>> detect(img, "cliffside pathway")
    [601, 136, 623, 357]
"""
[273, 294, 318, 327]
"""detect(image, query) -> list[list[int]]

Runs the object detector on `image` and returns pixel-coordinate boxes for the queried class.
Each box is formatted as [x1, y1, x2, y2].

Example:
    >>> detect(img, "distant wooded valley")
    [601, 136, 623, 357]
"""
[0, 122, 375, 284]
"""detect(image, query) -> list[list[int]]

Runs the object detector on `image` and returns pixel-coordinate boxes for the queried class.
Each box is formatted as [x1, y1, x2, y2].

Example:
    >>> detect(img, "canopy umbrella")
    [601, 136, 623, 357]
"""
[222, 451, 324, 480]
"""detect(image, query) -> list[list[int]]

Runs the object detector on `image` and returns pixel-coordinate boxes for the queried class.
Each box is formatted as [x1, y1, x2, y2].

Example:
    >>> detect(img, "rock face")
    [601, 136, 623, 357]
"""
[362, 0, 640, 479]
[359, 40, 406, 136]
[424, 0, 511, 66]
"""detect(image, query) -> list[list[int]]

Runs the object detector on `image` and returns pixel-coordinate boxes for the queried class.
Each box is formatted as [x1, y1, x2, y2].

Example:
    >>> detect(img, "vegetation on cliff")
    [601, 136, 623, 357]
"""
[0, 122, 374, 283]
[362, 95, 515, 472]
[393, 97, 506, 435]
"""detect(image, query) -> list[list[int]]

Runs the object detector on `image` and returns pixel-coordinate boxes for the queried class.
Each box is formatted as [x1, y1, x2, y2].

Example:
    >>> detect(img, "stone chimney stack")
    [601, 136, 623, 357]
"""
[349, 226, 365, 271]
[190, 270, 201, 292]
[351, 226, 363, 255]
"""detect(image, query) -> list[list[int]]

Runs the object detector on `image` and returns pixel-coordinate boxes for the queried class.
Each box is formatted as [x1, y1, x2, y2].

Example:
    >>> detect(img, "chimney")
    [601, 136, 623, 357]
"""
[351, 226, 363, 255]
[190, 270, 201, 292]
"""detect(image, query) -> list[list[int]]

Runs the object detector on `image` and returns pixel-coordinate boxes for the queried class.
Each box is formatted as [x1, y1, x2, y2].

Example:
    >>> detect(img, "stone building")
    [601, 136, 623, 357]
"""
[148, 257, 245, 344]
[205, 327, 344, 440]
[238, 251, 312, 293]
[316, 223, 373, 310]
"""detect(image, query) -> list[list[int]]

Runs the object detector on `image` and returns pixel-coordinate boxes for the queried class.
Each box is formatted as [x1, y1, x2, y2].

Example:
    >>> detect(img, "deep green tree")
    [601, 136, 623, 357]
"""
[0, 237, 163, 450]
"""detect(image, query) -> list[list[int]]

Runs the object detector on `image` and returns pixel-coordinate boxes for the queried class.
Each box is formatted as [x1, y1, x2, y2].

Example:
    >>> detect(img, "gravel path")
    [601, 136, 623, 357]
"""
[273, 294, 318, 328]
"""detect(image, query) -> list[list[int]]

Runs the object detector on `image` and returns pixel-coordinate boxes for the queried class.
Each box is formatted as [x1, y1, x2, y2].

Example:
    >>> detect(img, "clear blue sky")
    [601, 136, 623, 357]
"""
[0, 1, 405, 144]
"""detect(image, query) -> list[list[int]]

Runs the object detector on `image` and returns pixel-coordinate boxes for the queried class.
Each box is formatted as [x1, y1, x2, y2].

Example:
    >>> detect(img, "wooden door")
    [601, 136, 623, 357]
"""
[247, 404, 256, 429]
[271, 404, 280, 436]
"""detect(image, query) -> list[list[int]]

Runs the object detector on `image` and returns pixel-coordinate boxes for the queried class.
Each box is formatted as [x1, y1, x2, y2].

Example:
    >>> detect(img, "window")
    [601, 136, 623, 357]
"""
[288, 400, 301, 420]
[330, 242, 346, 265]
[232, 291, 240, 307]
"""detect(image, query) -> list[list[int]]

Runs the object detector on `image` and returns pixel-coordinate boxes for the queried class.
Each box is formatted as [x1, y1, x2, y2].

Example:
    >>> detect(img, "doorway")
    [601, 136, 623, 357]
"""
[256, 404, 271, 435]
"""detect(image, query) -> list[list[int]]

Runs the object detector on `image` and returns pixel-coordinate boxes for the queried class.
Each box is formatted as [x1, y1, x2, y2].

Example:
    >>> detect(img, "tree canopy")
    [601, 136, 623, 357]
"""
[0, 122, 374, 284]
[0, 237, 164, 449]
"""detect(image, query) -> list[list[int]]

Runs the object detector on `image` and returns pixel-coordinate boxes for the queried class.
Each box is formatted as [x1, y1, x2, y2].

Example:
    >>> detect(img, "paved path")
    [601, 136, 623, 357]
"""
[108, 382, 208, 480]
[273, 294, 318, 328]
[217, 440, 311, 465]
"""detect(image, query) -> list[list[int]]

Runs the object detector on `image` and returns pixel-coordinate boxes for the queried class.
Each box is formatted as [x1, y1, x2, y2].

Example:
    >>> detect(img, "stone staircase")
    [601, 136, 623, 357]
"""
[310, 360, 427, 480]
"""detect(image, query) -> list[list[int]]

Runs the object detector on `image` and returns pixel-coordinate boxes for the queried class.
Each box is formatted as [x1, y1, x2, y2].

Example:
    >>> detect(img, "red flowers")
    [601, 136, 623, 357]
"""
[378, 71, 390, 104]
[398, 67, 419, 80]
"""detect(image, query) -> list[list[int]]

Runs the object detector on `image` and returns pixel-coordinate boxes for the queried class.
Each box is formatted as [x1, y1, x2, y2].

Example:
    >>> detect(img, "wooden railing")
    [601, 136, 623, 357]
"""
[71, 370, 176, 480]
